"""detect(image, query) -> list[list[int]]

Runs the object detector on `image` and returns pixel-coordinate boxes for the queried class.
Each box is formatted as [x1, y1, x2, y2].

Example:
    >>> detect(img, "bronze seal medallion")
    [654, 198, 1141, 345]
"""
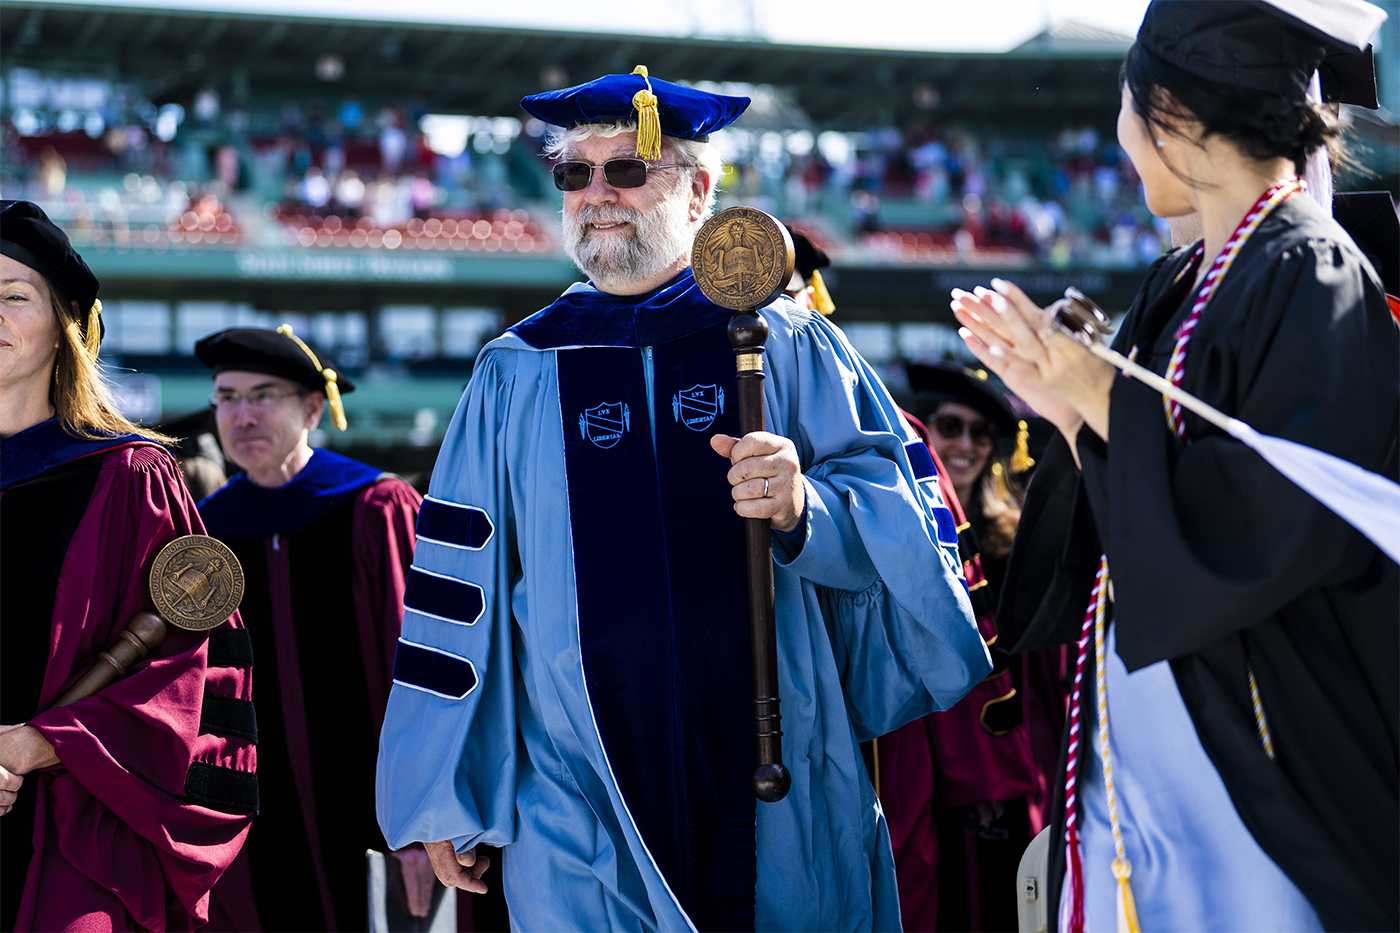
[691, 207, 795, 311]
[149, 535, 245, 631]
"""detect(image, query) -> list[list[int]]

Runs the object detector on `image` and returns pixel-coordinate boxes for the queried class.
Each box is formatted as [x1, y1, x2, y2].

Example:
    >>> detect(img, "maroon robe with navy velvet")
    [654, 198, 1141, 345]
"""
[0, 432, 256, 932]
[200, 451, 419, 931]
[878, 415, 1066, 933]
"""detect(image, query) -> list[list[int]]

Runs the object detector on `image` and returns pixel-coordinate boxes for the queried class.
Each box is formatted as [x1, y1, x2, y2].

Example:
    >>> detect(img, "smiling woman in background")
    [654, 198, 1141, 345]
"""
[908, 361, 1028, 595]
[0, 199, 255, 931]
[950, 0, 1398, 930]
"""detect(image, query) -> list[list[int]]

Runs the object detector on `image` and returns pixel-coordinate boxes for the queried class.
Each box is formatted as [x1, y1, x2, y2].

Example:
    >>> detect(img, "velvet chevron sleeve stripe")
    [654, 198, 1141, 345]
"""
[392, 639, 479, 700]
[417, 497, 495, 550]
[403, 567, 486, 626]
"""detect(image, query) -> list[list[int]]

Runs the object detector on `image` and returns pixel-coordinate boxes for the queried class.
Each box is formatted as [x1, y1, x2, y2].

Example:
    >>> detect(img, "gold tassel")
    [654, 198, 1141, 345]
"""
[323, 370, 347, 432]
[990, 460, 1010, 501]
[631, 65, 662, 161]
[84, 299, 102, 361]
[1112, 858, 1142, 933]
[809, 268, 836, 316]
[277, 324, 348, 431]
[1011, 419, 1035, 472]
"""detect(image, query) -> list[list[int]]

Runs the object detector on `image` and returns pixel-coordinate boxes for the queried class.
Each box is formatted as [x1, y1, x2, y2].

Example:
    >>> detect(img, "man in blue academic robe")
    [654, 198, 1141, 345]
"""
[375, 68, 991, 932]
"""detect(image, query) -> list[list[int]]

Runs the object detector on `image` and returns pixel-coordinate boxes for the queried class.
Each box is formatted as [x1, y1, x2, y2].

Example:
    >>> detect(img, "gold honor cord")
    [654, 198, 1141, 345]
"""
[1247, 664, 1276, 760]
[1091, 557, 1141, 933]
[276, 324, 348, 431]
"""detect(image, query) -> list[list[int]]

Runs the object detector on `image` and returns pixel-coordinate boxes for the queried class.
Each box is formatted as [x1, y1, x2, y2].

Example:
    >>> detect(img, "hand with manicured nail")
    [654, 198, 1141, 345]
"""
[950, 279, 1115, 447]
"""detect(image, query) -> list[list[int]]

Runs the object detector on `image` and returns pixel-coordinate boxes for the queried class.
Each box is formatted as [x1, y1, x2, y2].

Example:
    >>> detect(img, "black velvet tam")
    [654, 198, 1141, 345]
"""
[0, 199, 100, 317]
[906, 361, 1017, 435]
[195, 327, 356, 394]
[786, 228, 831, 282]
[1136, 0, 1387, 100]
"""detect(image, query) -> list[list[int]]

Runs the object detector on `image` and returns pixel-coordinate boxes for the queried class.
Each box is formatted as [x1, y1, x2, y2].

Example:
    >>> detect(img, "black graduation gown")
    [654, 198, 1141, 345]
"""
[200, 452, 420, 932]
[997, 195, 1399, 932]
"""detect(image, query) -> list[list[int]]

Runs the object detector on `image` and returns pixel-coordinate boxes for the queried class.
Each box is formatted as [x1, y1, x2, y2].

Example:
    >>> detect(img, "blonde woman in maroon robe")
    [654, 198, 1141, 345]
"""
[0, 199, 256, 931]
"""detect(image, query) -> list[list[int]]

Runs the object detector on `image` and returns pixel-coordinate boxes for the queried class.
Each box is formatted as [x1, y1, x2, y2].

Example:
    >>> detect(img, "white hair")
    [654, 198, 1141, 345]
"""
[543, 120, 722, 220]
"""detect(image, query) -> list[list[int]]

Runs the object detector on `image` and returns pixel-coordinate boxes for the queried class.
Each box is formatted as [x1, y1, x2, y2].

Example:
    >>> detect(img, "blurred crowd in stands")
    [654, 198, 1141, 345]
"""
[0, 71, 1170, 267]
[712, 123, 1169, 266]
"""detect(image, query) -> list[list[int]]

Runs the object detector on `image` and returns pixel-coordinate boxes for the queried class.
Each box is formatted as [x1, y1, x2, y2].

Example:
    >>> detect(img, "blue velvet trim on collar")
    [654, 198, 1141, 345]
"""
[198, 448, 383, 539]
[510, 270, 733, 349]
[0, 418, 150, 492]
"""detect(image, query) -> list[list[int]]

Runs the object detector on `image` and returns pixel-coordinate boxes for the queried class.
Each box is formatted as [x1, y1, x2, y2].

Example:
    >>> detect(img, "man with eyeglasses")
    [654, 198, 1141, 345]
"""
[375, 68, 988, 933]
[191, 326, 433, 930]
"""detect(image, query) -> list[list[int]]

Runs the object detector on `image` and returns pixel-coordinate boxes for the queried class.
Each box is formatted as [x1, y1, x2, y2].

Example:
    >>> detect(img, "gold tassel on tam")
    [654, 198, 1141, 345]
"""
[809, 268, 836, 316]
[630, 65, 662, 161]
[1011, 419, 1035, 472]
[322, 370, 347, 431]
[84, 299, 103, 361]
[277, 324, 348, 431]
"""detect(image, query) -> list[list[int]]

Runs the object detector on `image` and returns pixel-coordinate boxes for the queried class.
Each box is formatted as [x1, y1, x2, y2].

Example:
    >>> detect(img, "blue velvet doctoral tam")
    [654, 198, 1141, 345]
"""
[376, 270, 990, 932]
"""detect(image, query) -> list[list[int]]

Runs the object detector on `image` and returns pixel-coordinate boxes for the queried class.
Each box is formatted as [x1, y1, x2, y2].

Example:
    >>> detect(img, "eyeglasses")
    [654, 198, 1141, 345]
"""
[209, 388, 305, 412]
[932, 413, 997, 443]
[551, 158, 689, 192]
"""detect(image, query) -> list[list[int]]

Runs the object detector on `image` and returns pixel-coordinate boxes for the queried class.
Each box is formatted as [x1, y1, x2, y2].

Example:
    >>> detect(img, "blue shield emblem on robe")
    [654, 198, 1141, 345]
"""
[672, 384, 724, 432]
[579, 402, 629, 448]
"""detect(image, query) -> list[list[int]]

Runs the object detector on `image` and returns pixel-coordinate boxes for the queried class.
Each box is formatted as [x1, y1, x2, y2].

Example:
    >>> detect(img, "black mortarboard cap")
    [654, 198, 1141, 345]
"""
[0, 199, 103, 343]
[1334, 191, 1399, 295]
[196, 327, 356, 394]
[906, 361, 1017, 436]
[1136, 0, 1388, 101]
[1319, 44, 1378, 107]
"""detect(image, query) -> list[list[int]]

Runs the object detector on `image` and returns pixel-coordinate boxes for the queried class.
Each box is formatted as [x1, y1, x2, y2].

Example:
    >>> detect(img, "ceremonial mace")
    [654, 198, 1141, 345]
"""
[52, 535, 245, 707]
[691, 207, 795, 803]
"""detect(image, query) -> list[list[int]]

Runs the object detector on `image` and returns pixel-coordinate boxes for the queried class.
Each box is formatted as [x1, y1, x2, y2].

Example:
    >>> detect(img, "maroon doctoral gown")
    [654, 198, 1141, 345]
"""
[0, 420, 257, 932]
[876, 415, 1066, 933]
[199, 448, 420, 931]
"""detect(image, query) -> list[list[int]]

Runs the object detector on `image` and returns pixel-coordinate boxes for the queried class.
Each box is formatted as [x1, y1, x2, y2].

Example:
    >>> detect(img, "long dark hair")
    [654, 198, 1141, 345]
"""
[1120, 42, 1342, 180]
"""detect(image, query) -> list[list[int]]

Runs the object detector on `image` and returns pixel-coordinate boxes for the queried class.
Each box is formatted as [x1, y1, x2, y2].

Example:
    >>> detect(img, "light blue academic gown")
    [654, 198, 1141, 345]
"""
[375, 271, 990, 932]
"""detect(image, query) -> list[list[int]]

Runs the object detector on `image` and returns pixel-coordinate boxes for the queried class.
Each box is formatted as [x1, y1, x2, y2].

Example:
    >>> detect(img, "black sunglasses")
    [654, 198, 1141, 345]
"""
[933, 413, 997, 443]
[551, 158, 688, 192]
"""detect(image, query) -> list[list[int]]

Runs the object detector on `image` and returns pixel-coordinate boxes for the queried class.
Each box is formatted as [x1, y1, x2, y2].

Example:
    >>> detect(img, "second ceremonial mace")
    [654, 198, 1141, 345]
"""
[691, 206, 795, 803]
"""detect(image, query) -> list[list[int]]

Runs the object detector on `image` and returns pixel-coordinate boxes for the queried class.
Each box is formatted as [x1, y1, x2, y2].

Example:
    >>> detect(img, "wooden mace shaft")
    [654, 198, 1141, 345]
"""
[52, 612, 167, 709]
[730, 310, 792, 803]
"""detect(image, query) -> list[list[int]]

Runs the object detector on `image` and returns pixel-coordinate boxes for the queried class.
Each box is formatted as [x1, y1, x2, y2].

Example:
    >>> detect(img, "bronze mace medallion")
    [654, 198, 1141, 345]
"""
[52, 535, 245, 709]
[691, 206, 794, 803]
[150, 535, 246, 632]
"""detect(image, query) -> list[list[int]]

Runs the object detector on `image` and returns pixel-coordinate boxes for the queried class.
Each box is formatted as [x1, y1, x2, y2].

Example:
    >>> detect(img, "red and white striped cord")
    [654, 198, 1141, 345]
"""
[1162, 178, 1302, 440]
[1060, 557, 1110, 933]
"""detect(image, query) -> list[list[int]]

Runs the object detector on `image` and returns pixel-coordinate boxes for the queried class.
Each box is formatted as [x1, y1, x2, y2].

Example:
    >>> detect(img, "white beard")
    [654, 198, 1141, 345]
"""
[561, 183, 696, 289]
